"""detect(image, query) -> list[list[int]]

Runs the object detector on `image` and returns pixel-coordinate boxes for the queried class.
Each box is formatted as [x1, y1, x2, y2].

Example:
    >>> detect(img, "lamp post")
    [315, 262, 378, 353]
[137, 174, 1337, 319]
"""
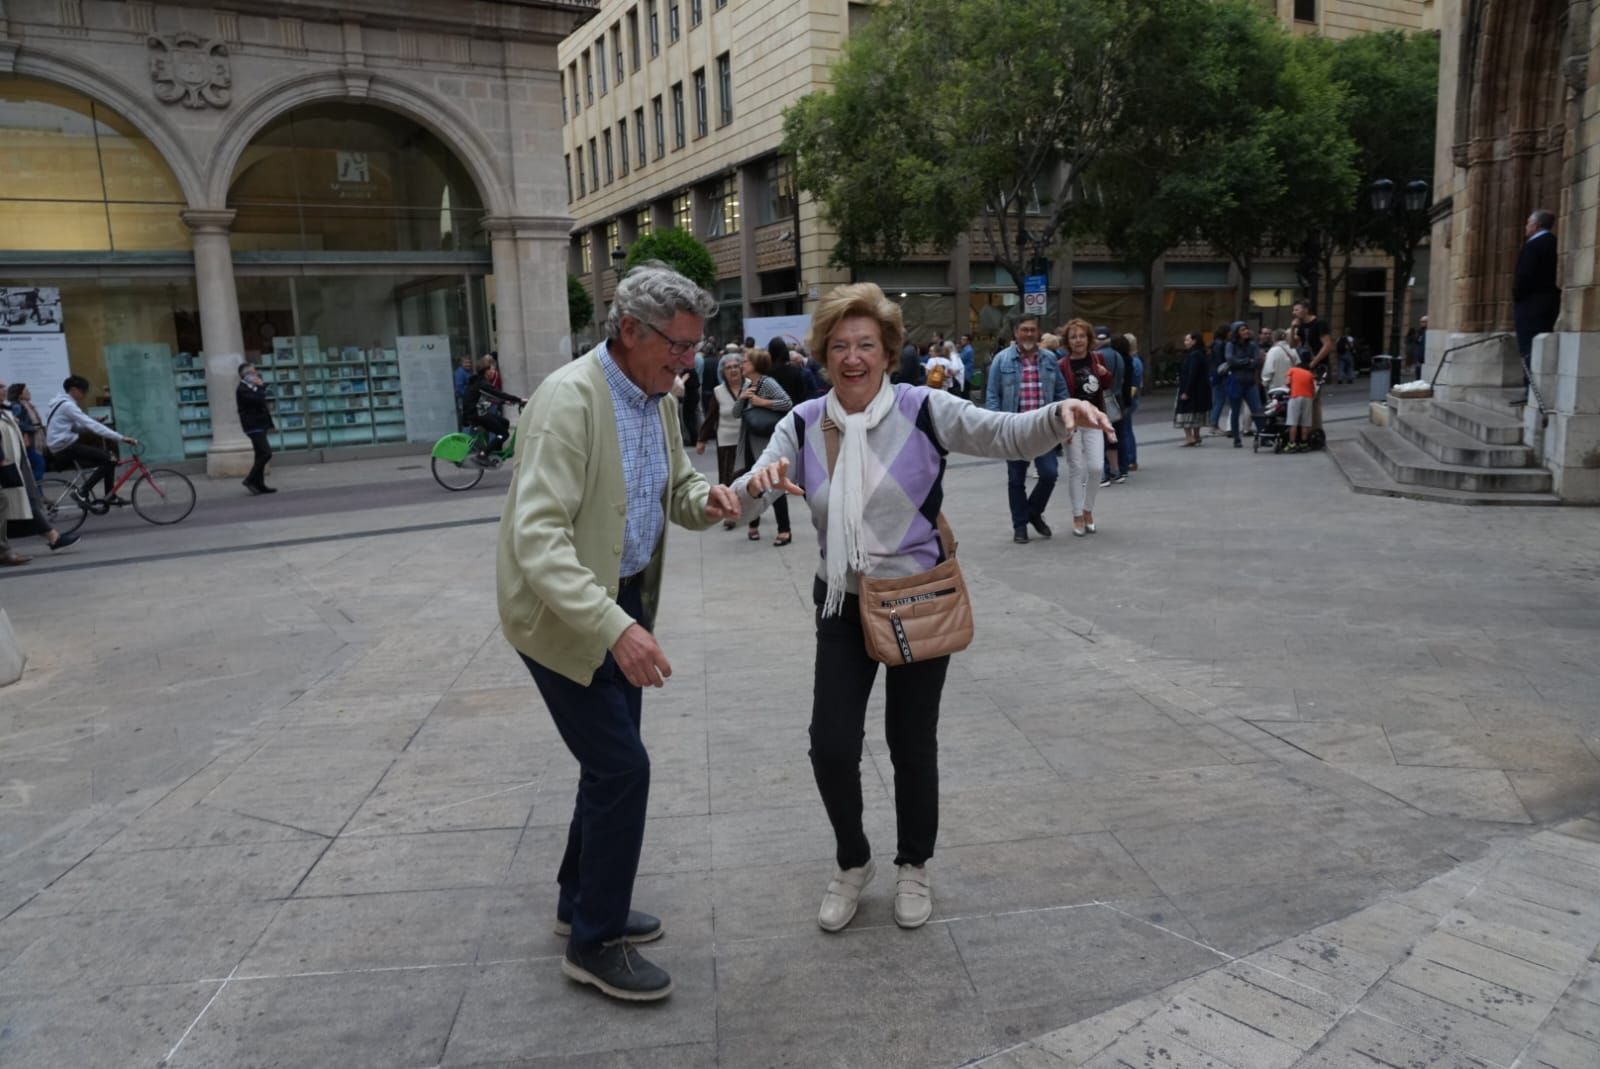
[1368, 178, 1430, 378]
[611, 246, 627, 274]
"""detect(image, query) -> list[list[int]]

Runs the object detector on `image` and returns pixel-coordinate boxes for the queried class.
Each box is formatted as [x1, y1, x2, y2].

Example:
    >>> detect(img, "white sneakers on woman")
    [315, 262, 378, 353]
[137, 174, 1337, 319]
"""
[816, 859, 935, 931]
[818, 860, 875, 931]
[893, 864, 933, 928]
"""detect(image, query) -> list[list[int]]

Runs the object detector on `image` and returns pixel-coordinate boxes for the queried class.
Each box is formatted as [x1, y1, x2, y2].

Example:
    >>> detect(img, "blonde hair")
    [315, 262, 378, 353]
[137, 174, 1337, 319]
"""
[1122, 333, 1138, 352]
[744, 347, 773, 375]
[1061, 317, 1095, 354]
[807, 283, 905, 369]
[1039, 333, 1061, 351]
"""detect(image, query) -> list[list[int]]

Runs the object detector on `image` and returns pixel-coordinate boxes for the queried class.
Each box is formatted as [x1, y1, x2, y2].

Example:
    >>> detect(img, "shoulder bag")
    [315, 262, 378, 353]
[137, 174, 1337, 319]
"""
[824, 418, 974, 665]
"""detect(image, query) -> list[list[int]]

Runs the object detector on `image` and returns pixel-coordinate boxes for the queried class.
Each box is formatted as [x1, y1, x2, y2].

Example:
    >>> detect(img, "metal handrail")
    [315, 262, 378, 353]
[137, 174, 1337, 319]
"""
[1424, 330, 1551, 416]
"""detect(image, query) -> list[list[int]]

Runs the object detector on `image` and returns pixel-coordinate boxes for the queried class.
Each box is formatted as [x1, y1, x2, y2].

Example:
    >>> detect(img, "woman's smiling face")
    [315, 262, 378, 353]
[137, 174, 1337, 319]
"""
[826, 315, 890, 413]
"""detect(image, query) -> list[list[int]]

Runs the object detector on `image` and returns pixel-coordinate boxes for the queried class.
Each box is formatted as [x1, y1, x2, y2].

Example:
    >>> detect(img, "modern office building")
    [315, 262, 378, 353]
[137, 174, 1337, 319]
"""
[562, 0, 1437, 358]
[0, 0, 581, 475]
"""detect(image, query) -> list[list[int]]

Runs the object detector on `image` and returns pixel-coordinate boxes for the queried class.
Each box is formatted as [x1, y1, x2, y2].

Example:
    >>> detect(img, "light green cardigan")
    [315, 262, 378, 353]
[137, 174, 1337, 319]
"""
[496, 346, 714, 685]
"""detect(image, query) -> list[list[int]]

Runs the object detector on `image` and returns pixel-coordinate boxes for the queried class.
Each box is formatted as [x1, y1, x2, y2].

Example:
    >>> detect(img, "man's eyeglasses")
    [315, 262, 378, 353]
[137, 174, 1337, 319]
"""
[641, 321, 702, 356]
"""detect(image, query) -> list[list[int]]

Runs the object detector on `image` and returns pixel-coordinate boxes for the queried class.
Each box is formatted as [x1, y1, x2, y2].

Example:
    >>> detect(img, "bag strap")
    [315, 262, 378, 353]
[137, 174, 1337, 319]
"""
[822, 416, 958, 559]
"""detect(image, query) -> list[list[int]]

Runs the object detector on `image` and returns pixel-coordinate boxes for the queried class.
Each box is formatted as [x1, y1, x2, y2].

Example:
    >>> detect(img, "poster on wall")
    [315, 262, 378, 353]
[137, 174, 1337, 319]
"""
[104, 343, 185, 463]
[1, 286, 64, 333]
[0, 286, 72, 396]
[395, 335, 457, 443]
[744, 314, 814, 353]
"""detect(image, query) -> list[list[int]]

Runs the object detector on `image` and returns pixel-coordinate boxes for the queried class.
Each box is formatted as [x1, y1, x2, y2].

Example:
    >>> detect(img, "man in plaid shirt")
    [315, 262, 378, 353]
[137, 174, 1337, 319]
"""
[984, 315, 1071, 544]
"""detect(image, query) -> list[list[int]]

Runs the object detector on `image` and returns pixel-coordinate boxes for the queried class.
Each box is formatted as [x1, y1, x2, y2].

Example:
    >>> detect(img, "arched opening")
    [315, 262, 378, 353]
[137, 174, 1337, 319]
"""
[1456, 0, 1567, 332]
[0, 75, 201, 459]
[224, 103, 495, 450]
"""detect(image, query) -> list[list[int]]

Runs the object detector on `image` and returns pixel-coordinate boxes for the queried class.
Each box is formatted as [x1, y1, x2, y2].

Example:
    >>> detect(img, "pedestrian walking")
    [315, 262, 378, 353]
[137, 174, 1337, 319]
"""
[984, 313, 1069, 544]
[6, 383, 46, 482]
[1223, 321, 1265, 448]
[1059, 318, 1114, 535]
[696, 352, 747, 530]
[1101, 331, 1132, 484]
[1174, 332, 1212, 446]
[1336, 330, 1358, 384]
[733, 281, 1112, 934]
[1123, 334, 1144, 472]
[496, 261, 741, 1003]
[0, 398, 78, 553]
[1208, 323, 1231, 434]
[453, 355, 474, 427]
[236, 363, 278, 495]
[735, 348, 794, 544]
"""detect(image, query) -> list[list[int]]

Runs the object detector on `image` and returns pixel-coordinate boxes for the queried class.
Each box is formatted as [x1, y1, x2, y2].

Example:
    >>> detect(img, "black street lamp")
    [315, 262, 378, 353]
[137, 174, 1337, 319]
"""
[611, 246, 627, 273]
[1368, 178, 1431, 376]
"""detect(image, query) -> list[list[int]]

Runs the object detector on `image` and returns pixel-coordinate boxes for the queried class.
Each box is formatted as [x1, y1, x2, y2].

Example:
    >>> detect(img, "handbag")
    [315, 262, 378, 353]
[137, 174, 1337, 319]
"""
[824, 421, 974, 665]
[0, 463, 21, 489]
[742, 400, 783, 438]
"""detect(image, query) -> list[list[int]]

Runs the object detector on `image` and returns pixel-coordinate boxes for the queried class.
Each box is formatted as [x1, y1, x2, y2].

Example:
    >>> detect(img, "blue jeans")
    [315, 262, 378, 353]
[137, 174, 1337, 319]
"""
[1209, 382, 1228, 427]
[1227, 380, 1265, 443]
[1125, 399, 1139, 465]
[26, 447, 45, 483]
[1007, 449, 1058, 530]
[520, 583, 649, 948]
[1337, 352, 1355, 382]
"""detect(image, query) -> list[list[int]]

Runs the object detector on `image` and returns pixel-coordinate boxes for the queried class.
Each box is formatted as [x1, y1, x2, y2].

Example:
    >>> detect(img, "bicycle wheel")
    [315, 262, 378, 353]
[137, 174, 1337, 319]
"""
[38, 477, 88, 535]
[432, 454, 485, 491]
[132, 468, 197, 524]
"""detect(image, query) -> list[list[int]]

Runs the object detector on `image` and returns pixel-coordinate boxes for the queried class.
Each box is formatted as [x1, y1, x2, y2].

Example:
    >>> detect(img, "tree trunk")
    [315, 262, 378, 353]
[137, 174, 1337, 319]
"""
[1233, 256, 1252, 321]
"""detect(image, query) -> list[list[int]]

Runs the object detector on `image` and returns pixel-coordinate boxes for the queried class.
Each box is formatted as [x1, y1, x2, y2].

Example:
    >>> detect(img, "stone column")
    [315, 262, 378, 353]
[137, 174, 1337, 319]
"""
[483, 215, 577, 395]
[182, 210, 252, 478]
[486, 223, 526, 382]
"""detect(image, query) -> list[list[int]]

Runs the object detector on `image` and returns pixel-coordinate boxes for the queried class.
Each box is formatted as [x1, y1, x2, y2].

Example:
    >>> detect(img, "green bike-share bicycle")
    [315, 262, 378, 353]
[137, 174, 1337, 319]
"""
[430, 422, 519, 491]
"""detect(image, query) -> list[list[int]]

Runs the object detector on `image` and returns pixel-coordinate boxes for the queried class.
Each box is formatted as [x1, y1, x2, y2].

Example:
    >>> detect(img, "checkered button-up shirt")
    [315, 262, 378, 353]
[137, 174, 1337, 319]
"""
[600, 345, 670, 578]
[1018, 351, 1044, 412]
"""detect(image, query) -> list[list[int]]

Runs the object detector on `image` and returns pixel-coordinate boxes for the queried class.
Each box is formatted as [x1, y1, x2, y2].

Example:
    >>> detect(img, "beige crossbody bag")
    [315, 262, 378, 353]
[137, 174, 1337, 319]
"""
[823, 420, 974, 665]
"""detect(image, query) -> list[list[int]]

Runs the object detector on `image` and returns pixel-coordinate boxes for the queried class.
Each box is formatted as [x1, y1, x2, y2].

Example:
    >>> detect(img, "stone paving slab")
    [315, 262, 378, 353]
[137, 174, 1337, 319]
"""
[1, 395, 1598, 1067]
[977, 818, 1600, 1068]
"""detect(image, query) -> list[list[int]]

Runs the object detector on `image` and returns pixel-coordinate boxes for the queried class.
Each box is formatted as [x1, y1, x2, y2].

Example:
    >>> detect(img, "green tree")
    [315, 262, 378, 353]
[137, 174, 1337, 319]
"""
[783, 0, 1153, 296]
[1077, 0, 1277, 343]
[1188, 17, 1358, 318]
[1284, 31, 1439, 322]
[622, 228, 716, 290]
[567, 273, 594, 333]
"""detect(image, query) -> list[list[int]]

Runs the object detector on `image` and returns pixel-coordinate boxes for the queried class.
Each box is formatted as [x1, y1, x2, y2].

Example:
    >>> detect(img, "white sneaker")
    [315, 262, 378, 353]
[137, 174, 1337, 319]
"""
[894, 864, 932, 929]
[817, 860, 875, 932]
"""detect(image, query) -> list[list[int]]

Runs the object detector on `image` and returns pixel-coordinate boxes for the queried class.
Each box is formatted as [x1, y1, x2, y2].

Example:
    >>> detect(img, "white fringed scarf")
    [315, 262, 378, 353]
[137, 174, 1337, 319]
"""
[821, 376, 898, 617]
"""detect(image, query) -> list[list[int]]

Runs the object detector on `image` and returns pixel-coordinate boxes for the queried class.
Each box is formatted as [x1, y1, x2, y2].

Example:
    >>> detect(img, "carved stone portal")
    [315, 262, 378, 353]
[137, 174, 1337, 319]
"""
[148, 33, 231, 109]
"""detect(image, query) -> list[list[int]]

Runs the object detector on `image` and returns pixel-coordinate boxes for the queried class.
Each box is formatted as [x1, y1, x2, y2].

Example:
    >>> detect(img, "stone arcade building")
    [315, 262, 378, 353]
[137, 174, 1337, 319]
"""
[1413, 0, 1600, 503]
[0, 0, 583, 475]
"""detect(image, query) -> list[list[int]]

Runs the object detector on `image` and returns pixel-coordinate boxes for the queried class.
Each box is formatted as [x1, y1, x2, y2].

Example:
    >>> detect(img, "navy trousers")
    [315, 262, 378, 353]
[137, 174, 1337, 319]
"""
[1006, 449, 1059, 531]
[520, 584, 649, 948]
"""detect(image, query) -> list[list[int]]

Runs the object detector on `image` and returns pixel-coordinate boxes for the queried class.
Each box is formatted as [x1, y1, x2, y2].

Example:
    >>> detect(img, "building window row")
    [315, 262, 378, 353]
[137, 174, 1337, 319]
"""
[565, 0, 733, 121]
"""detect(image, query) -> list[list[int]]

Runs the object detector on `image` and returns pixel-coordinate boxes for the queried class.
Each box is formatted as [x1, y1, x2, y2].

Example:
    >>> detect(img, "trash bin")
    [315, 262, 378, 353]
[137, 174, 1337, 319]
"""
[1370, 354, 1394, 401]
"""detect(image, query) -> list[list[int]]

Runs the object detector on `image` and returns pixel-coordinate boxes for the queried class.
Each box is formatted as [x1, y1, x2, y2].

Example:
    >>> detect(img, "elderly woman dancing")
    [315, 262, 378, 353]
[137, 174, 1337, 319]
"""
[732, 284, 1112, 932]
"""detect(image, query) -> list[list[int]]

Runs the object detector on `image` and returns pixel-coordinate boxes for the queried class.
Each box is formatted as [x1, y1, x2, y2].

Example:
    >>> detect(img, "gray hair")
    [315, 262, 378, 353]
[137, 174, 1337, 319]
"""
[1530, 208, 1557, 231]
[718, 352, 743, 377]
[605, 260, 717, 338]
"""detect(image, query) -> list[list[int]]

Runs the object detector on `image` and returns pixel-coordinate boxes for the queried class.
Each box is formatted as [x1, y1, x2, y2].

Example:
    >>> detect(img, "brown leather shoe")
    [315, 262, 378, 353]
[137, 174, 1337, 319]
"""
[0, 553, 31, 566]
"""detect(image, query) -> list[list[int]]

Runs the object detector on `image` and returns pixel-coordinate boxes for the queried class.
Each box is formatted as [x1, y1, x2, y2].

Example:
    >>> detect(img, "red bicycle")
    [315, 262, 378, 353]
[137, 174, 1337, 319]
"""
[38, 442, 197, 534]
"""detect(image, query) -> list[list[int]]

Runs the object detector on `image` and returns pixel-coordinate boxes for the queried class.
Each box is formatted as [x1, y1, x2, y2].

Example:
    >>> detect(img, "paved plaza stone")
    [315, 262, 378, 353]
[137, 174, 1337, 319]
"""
[0, 391, 1597, 1067]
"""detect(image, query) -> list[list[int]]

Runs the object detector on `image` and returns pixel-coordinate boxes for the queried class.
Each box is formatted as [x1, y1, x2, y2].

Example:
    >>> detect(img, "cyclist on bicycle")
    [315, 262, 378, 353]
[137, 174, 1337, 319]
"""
[461, 357, 520, 464]
[44, 376, 138, 504]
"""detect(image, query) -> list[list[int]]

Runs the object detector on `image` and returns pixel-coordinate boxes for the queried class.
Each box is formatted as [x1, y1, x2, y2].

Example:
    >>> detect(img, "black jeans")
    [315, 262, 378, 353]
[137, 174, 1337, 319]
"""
[55, 441, 116, 497]
[246, 432, 272, 487]
[810, 578, 949, 869]
[520, 584, 650, 948]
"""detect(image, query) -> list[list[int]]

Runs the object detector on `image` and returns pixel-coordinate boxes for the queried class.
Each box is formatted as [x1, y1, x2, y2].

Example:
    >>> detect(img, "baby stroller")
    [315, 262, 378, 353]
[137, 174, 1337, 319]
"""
[1253, 387, 1291, 453]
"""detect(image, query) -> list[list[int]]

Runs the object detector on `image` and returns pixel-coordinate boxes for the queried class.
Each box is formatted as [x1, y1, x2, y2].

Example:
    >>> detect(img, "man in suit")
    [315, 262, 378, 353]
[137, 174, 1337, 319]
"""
[1513, 209, 1561, 367]
[498, 261, 741, 1002]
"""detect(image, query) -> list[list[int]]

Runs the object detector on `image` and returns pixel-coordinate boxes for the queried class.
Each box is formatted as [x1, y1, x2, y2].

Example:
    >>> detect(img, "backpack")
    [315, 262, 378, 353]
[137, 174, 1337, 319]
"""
[925, 362, 947, 390]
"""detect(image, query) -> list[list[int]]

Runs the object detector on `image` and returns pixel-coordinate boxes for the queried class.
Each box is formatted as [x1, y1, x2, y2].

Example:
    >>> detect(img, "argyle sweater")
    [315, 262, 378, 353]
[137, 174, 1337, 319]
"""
[732, 384, 1067, 591]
